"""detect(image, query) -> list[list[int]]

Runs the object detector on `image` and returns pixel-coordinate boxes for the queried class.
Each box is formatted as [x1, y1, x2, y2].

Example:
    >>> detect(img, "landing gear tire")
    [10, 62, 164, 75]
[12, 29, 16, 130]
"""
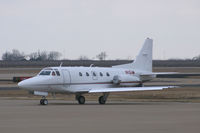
[99, 96, 106, 104]
[137, 83, 144, 87]
[78, 96, 85, 104]
[40, 99, 48, 105]
[40, 99, 43, 105]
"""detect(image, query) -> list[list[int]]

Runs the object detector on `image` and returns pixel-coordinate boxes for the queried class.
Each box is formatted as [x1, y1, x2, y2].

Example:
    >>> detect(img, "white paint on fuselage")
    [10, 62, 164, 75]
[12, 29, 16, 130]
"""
[59, 66, 140, 93]
[19, 66, 147, 93]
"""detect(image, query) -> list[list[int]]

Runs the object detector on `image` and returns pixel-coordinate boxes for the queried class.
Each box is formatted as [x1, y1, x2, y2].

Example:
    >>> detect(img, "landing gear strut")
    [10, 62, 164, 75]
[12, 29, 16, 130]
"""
[137, 83, 144, 87]
[40, 97, 48, 105]
[76, 94, 85, 104]
[98, 93, 109, 104]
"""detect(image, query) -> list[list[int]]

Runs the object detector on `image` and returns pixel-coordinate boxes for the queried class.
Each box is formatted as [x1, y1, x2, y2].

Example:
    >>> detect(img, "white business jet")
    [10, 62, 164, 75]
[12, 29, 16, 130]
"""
[18, 38, 174, 105]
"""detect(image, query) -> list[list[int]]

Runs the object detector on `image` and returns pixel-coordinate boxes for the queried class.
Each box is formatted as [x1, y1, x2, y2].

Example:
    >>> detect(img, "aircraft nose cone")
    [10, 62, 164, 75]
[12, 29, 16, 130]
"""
[18, 79, 32, 90]
[18, 80, 26, 89]
[18, 76, 51, 91]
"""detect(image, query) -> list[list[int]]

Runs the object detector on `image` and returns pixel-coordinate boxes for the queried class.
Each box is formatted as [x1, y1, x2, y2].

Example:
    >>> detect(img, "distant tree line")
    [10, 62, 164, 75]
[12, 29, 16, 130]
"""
[1, 49, 108, 61]
[3, 49, 200, 61]
[78, 52, 107, 60]
[2, 49, 62, 61]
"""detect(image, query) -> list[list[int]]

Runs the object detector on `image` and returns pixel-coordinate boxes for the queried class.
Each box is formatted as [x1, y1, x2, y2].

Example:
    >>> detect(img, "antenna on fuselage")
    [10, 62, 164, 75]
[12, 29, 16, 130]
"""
[59, 62, 63, 67]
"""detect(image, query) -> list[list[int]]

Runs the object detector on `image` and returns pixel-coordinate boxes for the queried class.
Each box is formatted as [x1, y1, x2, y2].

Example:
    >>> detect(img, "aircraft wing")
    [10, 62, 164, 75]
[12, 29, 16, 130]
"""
[89, 86, 175, 93]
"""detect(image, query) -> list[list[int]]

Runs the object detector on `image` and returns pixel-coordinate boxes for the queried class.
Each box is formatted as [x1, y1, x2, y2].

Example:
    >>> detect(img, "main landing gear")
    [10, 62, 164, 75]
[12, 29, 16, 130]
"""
[78, 96, 85, 104]
[137, 83, 144, 87]
[98, 93, 109, 104]
[75, 93, 109, 105]
[99, 96, 106, 104]
[40, 97, 48, 105]
[76, 94, 85, 104]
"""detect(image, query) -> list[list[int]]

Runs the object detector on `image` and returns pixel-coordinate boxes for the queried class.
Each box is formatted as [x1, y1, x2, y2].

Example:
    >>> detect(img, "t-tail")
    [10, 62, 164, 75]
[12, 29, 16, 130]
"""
[112, 38, 153, 72]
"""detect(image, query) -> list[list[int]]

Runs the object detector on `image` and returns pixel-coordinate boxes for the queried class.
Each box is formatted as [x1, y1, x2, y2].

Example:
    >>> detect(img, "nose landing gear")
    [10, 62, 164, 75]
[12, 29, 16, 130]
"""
[40, 97, 48, 105]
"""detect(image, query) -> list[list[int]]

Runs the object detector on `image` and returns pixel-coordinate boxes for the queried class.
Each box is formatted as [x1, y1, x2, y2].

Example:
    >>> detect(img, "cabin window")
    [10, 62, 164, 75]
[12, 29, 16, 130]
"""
[93, 72, 96, 76]
[106, 72, 110, 76]
[56, 71, 60, 76]
[39, 71, 51, 76]
[79, 72, 83, 76]
[86, 72, 89, 76]
[100, 72, 103, 76]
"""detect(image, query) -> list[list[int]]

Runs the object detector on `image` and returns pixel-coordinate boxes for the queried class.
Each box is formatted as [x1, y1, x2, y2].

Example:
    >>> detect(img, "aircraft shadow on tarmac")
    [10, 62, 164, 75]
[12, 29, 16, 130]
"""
[46, 102, 173, 106]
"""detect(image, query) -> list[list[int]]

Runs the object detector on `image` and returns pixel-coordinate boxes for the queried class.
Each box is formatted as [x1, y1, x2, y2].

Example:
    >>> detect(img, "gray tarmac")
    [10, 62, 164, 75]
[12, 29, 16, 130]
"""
[0, 100, 200, 133]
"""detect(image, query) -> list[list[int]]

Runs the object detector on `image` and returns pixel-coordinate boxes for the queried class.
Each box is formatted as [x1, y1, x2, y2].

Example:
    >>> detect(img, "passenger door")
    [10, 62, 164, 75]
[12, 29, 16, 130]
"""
[62, 69, 71, 87]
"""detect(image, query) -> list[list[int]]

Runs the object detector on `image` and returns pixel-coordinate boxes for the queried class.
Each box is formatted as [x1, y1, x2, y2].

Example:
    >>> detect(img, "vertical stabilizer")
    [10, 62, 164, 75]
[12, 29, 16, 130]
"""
[133, 38, 153, 72]
[112, 38, 153, 72]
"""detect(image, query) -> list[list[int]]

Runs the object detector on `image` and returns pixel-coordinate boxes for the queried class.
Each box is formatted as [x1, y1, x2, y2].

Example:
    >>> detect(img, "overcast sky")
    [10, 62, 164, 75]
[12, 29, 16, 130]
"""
[0, 0, 200, 60]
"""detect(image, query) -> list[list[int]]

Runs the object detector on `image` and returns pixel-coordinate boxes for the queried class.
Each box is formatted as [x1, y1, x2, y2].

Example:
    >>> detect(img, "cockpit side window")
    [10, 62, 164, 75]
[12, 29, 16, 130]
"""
[56, 71, 60, 76]
[39, 71, 51, 76]
[53, 69, 60, 76]
[52, 71, 56, 76]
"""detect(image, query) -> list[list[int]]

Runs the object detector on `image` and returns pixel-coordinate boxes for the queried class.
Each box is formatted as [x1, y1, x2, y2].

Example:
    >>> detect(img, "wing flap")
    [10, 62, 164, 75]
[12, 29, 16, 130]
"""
[89, 86, 175, 93]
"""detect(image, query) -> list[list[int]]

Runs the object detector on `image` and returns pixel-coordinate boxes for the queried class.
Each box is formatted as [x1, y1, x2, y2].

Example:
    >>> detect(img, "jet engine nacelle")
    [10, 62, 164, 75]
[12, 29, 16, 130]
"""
[112, 75, 140, 87]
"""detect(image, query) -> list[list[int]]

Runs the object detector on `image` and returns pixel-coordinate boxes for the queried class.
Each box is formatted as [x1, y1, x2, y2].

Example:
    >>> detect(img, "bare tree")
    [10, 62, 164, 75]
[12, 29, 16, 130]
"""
[29, 51, 47, 61]
[29, 52, 38, 61]
[2, 49, 25, 61]
[29, 51, 62, 61]
[48, 51, 62, 60]
[2, 51, 11, 60]
[79, 55, 89, 60]
[96, 52, 107, 60]
[193, 55, 200, 60]
[40, 51, 48, 61]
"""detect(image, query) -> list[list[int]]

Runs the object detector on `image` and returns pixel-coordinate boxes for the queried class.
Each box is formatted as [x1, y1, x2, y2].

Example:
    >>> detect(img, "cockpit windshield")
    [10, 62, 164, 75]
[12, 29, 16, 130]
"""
[38, 68, 61, 76]
[39, 71, 51, 76]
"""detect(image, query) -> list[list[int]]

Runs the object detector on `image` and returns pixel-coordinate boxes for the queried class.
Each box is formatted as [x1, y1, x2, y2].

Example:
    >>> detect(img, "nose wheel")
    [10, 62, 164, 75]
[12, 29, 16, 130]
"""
[40, 98, 48, 105]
